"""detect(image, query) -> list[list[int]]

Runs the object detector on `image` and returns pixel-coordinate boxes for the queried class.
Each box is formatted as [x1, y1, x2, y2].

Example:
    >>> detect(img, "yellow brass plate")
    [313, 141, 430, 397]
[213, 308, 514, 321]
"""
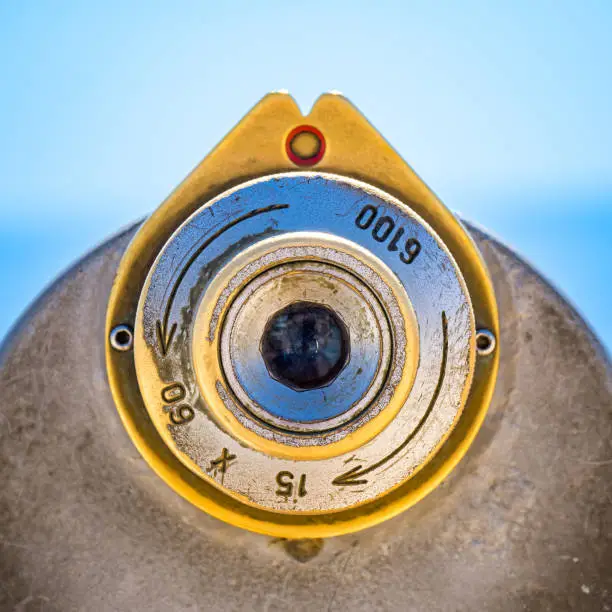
[106, 92, 498, 537]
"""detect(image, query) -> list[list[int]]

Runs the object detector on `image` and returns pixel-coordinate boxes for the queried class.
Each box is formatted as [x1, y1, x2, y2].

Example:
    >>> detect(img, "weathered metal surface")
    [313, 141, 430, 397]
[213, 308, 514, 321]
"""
[0, 223, 610, 611]
[132, 173, 471, 514]
[104, 95, 499, 538]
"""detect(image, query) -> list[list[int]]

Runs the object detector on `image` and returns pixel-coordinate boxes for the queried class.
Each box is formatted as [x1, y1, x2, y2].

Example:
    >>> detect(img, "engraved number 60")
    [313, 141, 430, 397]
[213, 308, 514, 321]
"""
[161, 382, 195, 425]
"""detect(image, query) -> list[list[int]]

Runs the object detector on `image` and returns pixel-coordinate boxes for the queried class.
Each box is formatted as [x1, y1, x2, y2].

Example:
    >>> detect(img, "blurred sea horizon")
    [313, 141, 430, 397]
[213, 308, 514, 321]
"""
[2, 182, 610, 353]
[1, 2, 610, 352]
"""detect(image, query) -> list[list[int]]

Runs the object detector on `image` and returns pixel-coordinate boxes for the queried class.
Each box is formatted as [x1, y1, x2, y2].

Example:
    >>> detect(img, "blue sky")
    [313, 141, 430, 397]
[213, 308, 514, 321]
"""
[0, 1, 610, 350]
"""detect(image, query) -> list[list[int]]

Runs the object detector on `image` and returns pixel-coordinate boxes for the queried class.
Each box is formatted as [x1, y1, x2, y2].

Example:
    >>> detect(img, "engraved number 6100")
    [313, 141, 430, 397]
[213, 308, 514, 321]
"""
[355, 204, 421, 264]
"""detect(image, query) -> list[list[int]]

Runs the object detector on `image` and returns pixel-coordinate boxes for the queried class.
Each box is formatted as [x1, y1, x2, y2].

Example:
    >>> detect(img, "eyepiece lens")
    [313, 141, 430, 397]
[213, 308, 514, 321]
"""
[261, 302, 349, 391]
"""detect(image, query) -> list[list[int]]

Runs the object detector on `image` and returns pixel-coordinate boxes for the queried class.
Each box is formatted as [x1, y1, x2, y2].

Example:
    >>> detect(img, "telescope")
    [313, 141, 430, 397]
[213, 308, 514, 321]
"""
[1, 93, 609, 611]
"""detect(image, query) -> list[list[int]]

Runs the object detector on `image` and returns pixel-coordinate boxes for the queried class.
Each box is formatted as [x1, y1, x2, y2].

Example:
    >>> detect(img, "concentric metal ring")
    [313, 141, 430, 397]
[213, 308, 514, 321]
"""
[192, 232, 418, 457]
[220, 261, 392, 435]
[108, 167, 496, 533]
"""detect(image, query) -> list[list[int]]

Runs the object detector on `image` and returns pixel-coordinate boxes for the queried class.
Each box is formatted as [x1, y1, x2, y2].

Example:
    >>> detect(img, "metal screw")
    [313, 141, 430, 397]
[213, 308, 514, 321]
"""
[476, 329, 496, 356]
[110, 325, 134, 352]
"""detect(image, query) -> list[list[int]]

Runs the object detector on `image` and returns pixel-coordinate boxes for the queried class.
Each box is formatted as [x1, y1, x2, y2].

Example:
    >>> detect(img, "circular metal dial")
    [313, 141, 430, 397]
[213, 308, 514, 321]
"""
[132, 173, 475, 513]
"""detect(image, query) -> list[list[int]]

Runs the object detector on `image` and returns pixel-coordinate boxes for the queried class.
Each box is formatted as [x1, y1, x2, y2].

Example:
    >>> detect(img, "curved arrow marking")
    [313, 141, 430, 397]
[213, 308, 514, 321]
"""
[332, 311, 449, 487]
[156, 204, 290, 355]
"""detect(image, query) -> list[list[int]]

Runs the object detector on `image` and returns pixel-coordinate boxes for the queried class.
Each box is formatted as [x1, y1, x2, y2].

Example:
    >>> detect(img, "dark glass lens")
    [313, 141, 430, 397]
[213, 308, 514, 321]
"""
[260, 302, 350, 391]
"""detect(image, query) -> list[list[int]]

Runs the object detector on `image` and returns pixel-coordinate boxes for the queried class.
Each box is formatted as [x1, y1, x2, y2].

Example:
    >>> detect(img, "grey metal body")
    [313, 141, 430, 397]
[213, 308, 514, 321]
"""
[0, 223, 610, 611]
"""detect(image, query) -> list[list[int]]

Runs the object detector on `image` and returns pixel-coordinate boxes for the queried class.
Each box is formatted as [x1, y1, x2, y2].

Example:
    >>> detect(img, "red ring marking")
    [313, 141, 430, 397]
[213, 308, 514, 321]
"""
[286, 125, 326, 166]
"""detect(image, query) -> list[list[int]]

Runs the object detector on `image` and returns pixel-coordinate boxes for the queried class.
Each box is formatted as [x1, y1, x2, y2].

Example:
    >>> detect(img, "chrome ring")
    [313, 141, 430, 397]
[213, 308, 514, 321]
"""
[132, 172, 474, 512]
[219, 259, 392, 437]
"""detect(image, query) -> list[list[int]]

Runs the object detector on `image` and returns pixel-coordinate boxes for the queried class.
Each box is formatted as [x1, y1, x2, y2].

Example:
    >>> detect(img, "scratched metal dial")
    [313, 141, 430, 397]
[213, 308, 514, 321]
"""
[134, 173, 475, 512]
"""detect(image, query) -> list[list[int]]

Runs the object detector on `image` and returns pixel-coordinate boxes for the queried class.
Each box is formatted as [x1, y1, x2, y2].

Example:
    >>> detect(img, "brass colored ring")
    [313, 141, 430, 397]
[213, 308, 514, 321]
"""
[190, 233, 418, 461]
